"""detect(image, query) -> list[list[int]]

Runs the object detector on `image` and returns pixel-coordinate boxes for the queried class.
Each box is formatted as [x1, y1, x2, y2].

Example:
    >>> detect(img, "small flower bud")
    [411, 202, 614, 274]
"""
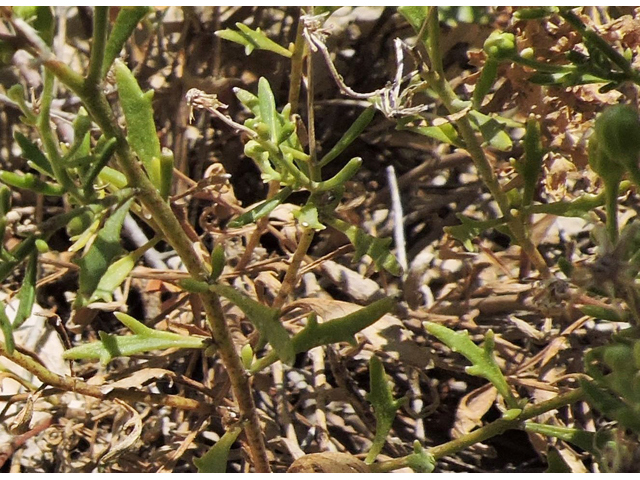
[483, 31, 517, 60]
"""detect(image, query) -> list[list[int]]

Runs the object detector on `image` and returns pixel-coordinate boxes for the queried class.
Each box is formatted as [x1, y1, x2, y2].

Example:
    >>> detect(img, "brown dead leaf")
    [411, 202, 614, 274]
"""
[287, 452, 370, 473]
[320, 260, 382, 303]
[106, 368, 176, 391]
[100, 399, 143, 465]
[9, 389, 41, 435]
[451, 384, 497, 439]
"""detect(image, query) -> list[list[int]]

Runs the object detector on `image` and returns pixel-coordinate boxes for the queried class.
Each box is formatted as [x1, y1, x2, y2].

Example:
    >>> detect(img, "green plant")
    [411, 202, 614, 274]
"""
[3, 5, 640, 473]
[0, 6, 401, 472]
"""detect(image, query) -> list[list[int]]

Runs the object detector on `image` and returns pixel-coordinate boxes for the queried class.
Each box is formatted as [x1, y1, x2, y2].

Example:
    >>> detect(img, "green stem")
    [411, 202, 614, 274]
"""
[287, 11, 306, 114]
[560, 8, 640, 83]
[44, 63, 271, 474]
[429, 387, 585, 461]
[423, 7, 550, 278]
[604, 179, 620, 244]
[272, 228, 315, 309]
[37, 68, 81, 202]
[87, 6, 109, 86]
[512, 54, 575, 74]
[0, 338, 212, 412]
[372, 387, 585, 471]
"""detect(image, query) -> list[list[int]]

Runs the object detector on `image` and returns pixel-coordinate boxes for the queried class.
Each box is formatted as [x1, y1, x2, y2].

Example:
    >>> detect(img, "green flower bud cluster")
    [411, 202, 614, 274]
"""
[483, 31, 517, 61]
[236, 78, 309, 188]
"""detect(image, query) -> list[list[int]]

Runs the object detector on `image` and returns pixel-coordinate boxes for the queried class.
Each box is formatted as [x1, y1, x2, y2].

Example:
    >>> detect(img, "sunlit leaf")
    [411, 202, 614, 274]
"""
[211, 284, 294, 366]
[425, 322, 520, 409]
[63, 312, 207, 364]
[228, 187, 292, 228]
[194, 426, 242, 473]
[74, 198, 133, 307]
[216, 23, 292, 58]
[365, 355, 407, 464]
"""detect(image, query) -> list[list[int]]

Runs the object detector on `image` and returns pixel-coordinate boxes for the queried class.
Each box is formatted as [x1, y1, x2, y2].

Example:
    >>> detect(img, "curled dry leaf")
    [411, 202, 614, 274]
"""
[107, 368, 176, 390]
[287, 452, 370, 473]
[451, 384, 498, 439]
[100, 399, 143, 465]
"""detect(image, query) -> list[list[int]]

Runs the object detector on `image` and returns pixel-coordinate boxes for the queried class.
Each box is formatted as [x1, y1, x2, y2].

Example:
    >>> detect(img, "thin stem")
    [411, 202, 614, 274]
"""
[0, 339, 212, 412]
[371, 387, 585, 472]
[605, 179, 620, 244]
[272, 227, 315, 309]
[305, 17, 320, 182]
[200, 291, 271, 472]
[87, 6, 109, 86]
[37, 68, 82, 202]
[39, 55, 271, 472]
[287, 10, 306, 114]
[429, 387, 585, 461]
[422, 7, 550, 278]
[512, 54, 576, 74]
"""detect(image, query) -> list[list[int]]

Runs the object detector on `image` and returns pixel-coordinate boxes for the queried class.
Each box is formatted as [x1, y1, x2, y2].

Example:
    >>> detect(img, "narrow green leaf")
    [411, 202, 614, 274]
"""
[365, 356, 407, 464]
[102, 7, 153, 77]
[472, 58, 498, 109]
[314, 157, 362, 192]
[524, 422, 597, 453]
[425, 322, 520, 409]
[234, 87, 260, 115]
[258, 77, 278, 143]
[250, 296, 397, 373]
[291, 296, 396, 355]
[12, 250, 37, 329]
[468, 110, 512, 151]
[0, 185, 10, 216]
[74, 198, 134, 307]
[114, 59, 162, 188]
[0, 171, 65, 196]
[63, 312, 207, 364]
[97, 165, 128, 190]
[14, 131, 53, 176]
[210, 284, 294, 366]
[90, 237, 160, 303]
[235, 24, 292, 57]
[194, 426, 242, 473]
[0, 303, 15, 354]
[294, 204, 325, 231]
[83, 137, 118, 194]
[519, 115, 545, 207]
[216, 24, 292, 58]
[319, 107, 376, 167]
[228, 187, 292, 228]
[404, 123, 464, 148]
[210, 243, 226, 281]
[158, 149, 174, 200]
[579, 304, 628, 322]
[62, 114, 93, 165]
